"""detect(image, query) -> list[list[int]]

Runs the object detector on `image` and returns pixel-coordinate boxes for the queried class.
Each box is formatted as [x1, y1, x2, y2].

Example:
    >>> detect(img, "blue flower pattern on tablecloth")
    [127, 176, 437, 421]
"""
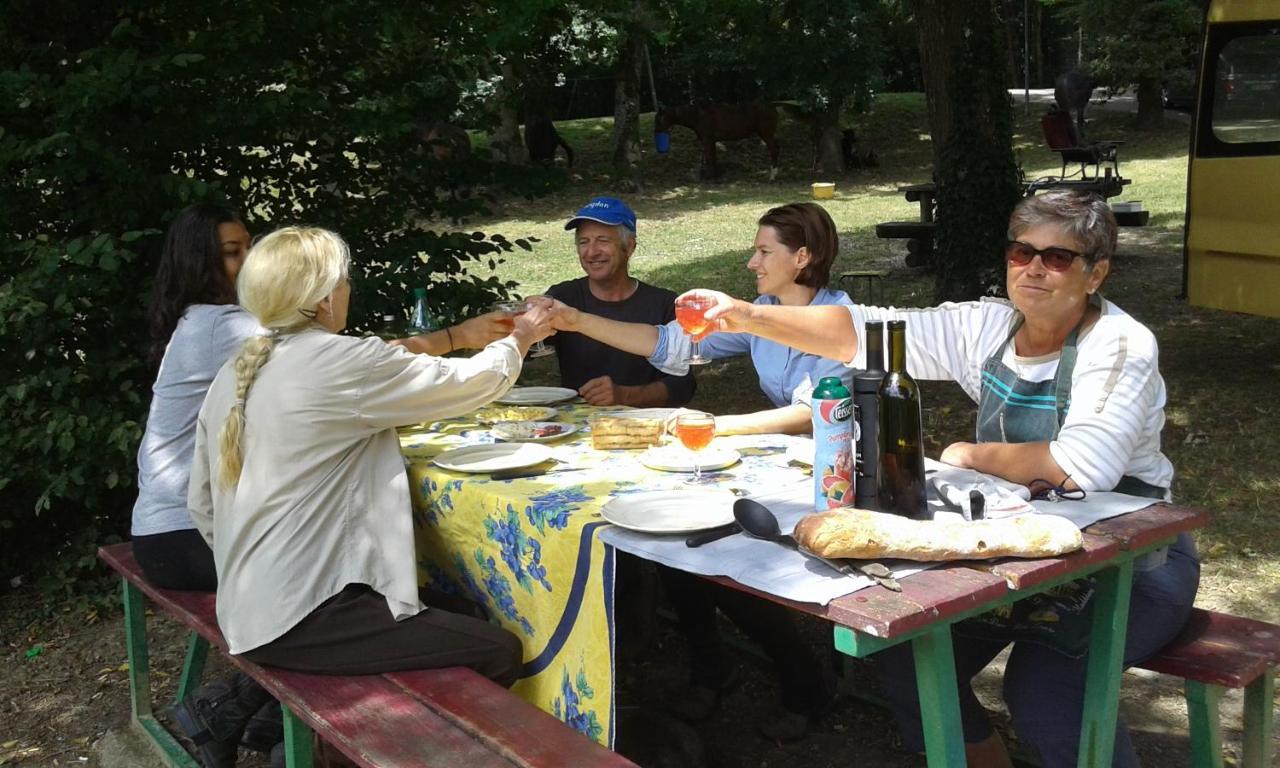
[552, 664, 603, 742]
[420, 561, 463, 597]
[417, 476, 466, 526]
[525, 486, 591, 533]
[474, 549, 535, 636]
[485, 504, 554, 595]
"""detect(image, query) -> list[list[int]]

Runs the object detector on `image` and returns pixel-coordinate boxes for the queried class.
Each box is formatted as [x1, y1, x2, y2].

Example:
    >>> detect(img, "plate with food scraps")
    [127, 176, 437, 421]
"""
[491, 421, 579, 443]
[495, 386, 579, 405]
[432, 443, 556, 473]
[472, 405, 558, 425]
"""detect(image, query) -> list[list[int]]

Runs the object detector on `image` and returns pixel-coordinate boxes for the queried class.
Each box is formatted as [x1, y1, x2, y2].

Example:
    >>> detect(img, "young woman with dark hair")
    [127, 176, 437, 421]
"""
[133, 204, 259, 591]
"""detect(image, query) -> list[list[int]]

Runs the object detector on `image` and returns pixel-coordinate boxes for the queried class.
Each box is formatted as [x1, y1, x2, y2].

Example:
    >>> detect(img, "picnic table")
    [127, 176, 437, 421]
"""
[876, 182, 938, 266]
[399, 402, 1208, 766]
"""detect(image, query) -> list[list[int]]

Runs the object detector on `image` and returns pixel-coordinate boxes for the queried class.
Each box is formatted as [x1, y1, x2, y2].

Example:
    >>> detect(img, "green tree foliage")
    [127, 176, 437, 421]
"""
[0, 0, 560, 586]
[1062, 0, 1203, 128]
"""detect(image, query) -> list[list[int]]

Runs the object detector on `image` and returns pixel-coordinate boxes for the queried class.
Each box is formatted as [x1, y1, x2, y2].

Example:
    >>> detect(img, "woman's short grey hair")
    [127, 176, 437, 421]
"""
[1008, 191, 1118, 266]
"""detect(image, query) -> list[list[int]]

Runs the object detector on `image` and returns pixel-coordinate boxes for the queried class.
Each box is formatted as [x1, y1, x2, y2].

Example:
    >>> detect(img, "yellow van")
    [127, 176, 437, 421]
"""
[1184, 0, 1280, 317]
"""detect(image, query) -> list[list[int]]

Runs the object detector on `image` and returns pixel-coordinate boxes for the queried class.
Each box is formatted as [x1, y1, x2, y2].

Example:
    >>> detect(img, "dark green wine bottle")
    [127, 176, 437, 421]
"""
[877, 320, 929, 520]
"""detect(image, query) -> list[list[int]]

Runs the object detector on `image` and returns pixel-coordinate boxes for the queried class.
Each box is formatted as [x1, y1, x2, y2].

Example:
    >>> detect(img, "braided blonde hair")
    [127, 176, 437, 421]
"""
[218, 226, 350, 487]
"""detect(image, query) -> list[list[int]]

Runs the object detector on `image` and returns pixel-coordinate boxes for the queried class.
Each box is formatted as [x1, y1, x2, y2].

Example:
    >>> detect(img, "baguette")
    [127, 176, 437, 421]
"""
[793, 509, 1082, 561]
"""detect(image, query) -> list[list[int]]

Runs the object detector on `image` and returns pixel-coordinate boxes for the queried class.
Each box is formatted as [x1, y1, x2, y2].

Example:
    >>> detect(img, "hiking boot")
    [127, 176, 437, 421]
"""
[172, 671, 274, 768]
[240, 701, 283, 753]
[270, 735, 357, 768]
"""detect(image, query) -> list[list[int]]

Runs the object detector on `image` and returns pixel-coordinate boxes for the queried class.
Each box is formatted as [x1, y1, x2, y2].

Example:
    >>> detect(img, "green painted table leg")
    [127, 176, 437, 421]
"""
[1185, 680, 1225, 768]
[1077, 559, 1134, 768]
[282, 706, 315, 768]
[175, 631, 209, 706]
[913, 625, 967, 767]
[1242, 670, 1275, 768]
[122, 579, 200, 768]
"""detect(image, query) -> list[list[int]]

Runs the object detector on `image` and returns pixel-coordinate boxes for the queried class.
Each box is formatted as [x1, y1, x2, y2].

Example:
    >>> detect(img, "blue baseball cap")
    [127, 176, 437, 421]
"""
[564, 196, 637, 234]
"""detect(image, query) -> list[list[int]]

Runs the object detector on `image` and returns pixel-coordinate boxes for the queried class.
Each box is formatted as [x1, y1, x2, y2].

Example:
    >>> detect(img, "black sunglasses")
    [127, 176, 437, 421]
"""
[1005, 240, 1086, 272]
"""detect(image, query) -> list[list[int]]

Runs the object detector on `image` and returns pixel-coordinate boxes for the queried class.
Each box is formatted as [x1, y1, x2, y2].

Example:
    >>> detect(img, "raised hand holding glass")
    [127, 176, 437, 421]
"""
[674, 294, 716, 365]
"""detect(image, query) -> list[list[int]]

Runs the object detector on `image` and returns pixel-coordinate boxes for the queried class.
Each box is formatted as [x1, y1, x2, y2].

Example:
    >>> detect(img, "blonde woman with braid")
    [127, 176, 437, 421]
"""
[188, 227, 553, 695]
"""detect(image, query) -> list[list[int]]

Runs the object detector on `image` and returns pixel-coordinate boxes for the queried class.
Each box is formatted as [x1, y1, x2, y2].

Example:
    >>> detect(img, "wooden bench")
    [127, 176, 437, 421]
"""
[1133, 608, 1279, 768]
[873, 220, 935, 267]
[99, 542, 636, 768]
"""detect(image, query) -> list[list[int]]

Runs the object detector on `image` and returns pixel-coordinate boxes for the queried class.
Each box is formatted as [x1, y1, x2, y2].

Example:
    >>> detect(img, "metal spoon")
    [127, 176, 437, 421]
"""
[732, 498, 901, 591]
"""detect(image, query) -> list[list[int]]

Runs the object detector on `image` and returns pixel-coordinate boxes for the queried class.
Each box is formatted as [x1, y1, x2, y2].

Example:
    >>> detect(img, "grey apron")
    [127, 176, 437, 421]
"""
[975, 298, 1166, 498]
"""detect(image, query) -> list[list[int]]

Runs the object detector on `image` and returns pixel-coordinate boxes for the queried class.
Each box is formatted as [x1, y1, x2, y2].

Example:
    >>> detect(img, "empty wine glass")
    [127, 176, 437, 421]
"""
[674, 294, 716, 365]
[674, 412, 716, 484]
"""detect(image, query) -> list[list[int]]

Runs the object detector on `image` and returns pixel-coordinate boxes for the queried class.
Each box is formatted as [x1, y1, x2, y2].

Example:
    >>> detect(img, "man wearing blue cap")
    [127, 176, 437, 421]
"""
[545, 196, 695, 407]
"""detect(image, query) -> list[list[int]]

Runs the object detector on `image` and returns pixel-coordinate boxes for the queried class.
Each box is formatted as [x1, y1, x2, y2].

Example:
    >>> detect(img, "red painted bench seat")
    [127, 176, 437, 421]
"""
[1132, 607, 1279, 768]
[1136, 608, 1280, 689]
[99, 542, 634, 768]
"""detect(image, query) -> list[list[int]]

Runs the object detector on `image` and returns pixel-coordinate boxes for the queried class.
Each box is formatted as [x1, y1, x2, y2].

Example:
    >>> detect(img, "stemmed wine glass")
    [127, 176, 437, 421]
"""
[674, 294, 716, 365]
[492, 299, 553, 358]
[674, 412, 716, 484]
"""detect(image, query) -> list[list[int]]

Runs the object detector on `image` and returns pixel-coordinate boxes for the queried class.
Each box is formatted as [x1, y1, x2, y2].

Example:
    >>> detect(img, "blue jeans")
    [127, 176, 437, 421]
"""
[874, 533, 1199, 767]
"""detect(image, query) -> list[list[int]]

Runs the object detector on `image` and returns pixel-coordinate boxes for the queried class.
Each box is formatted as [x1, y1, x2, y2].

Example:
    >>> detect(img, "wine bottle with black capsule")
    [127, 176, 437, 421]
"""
[877, 320, 929, 520]
[853, 321, 885, 510]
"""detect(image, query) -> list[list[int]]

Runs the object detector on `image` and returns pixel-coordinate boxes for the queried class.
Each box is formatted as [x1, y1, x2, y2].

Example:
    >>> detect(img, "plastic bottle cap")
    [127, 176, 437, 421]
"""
[413, 287, 427, 298]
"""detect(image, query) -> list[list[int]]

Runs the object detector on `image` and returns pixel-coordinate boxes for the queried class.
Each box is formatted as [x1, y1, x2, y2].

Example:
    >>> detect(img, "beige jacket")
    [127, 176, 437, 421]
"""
[189, 328, 520, 654]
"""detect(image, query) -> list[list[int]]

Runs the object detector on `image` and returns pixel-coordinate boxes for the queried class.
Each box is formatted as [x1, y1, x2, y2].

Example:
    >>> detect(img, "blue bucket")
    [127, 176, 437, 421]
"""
[654, 131, 671, 154]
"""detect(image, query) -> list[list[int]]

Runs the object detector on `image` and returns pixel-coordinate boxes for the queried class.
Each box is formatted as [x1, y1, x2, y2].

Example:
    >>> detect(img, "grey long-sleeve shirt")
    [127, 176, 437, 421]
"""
[132, 304, 260, 536]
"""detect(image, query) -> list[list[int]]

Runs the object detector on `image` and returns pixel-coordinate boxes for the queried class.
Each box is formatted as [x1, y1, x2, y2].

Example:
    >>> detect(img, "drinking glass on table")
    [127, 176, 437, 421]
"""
[674, 412, 716, 484]
[491, 299, 553, 358]
[674, 293, 716, 365]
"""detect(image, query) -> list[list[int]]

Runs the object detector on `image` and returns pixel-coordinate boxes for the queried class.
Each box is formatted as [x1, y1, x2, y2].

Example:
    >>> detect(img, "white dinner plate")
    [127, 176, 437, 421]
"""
[491, 421, 579, 443]
[432, 443, 555, 473]
[638, 445, 740, 473]
[495, 387, 579, 405]
[600, 489, 737, 533]
[784, 439, 815, 467]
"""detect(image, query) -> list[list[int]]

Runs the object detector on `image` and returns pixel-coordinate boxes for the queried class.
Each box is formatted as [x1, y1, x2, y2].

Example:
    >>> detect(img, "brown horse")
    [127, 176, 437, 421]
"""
[654, 103, 780, 180]
[418, 121, 472, 161]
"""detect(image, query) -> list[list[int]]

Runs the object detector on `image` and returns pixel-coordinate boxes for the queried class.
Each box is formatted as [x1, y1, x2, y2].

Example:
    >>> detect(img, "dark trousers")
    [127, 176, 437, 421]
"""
[659, 566, 832, 715]
[875, 532, 1200, 768]
[240, 584, 524, 688]
[132, 528, 218, 592]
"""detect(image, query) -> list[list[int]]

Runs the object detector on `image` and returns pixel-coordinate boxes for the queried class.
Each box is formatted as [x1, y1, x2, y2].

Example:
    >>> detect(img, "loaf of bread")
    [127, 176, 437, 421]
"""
[793, 510, 1083, 561]
[590, 414, 665, 449]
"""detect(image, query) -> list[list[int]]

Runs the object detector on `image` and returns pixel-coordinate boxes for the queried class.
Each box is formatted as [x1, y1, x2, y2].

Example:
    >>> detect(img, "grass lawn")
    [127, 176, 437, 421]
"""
[473, 93, 1280, 628]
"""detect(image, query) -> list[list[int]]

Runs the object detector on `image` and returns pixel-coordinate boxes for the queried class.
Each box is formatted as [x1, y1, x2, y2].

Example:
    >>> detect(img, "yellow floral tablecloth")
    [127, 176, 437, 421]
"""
[398, 403, 805, 748]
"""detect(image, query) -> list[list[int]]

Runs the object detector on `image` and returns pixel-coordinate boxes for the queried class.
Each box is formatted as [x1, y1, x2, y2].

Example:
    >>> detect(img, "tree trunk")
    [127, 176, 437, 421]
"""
[611, 31, 643, 168]
[1134, 76, 1164, 130]
[815, 104, 845, 175]
[490, 60, 524, 164]
[911, 0, 1024, 302]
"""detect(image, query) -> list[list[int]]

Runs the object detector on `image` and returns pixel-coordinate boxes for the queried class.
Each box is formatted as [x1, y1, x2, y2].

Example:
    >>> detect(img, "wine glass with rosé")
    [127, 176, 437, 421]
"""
[674, 412, 716, 484]
[491, 299, 552, 358]
[674, 294, 716, 365]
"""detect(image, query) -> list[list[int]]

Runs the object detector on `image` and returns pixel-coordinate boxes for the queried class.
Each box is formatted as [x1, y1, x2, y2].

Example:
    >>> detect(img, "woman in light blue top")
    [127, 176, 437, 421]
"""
[553, 202, 853, 435]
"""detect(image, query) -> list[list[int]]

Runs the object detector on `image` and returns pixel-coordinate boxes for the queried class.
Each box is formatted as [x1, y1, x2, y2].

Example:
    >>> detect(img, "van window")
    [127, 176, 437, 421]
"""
[1197, 21, 1280, 157]
[1212, 35, 1280, 143]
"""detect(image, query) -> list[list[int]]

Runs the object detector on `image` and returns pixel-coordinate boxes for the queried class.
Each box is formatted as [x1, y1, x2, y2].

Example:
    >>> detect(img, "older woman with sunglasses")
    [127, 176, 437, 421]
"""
[677, 191, 1198, 768]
